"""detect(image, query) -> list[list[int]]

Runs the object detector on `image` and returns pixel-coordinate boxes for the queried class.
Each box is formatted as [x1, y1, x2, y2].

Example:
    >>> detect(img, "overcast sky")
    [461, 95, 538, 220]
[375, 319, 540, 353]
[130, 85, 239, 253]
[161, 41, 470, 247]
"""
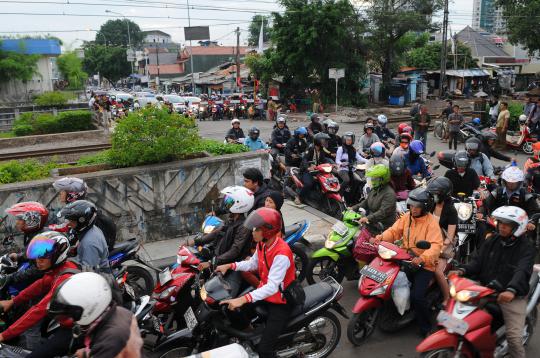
[0, 0, 474, 48]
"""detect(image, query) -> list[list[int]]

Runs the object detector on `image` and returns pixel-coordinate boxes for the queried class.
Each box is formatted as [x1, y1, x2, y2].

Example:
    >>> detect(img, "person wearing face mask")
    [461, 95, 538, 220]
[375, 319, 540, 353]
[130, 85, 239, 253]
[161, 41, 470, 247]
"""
[405, 140, 430, 179]
[444, 150, 480, 197]
[336, 132, 367, 203]
[392, 131, 413, 158]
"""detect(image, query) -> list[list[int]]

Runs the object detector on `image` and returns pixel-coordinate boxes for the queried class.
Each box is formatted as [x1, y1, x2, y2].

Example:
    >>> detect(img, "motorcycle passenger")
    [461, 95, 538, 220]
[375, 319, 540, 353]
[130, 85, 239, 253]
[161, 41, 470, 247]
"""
[265, 191, 285, 235]
[244, 127, 269, 151]
[375, 114, 395, 144]
[270, 117, 291, 156]
[336, 132, 367, 202]
[243, 168, 272, 211]
[444, 150, 480, 197]
[366, 142, 389, 169]
[524, 142, 540, 193]
[351, 164, 396, 230]
[373, 187, 443, 337]
[465, 137, 494, 178]
[307, 113, 323, 140]
[426, 177, 458, 305]
[480, 130, 512, 162]
[284, 127, 308, 167]
[195, 186, 254, 271]
[452, 206, 535, 358]
[359, 123, 381, 155]
[225, 118, 245, 143]
[405, 140, 430, 179]
[392, 131, 413, 158]
[325, 121, 342, 157]
[389, 154, 416, 194]
[216, 208, 296, 358]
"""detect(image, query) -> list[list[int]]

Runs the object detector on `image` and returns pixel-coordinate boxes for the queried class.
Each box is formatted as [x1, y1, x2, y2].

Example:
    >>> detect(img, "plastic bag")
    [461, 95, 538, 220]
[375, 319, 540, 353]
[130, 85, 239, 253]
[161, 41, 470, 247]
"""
[391, 271, 411, 316]
[352, 227, 378, 263]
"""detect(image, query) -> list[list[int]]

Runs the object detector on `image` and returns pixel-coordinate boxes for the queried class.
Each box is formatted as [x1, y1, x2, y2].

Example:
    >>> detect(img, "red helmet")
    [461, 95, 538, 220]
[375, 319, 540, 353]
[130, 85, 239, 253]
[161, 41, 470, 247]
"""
[400, 132, 413, 142]
[243, 207, 282, 240]
[5, 202, 49, 233]
[397, 123, 408, 134]
[402, 125, 413, 134]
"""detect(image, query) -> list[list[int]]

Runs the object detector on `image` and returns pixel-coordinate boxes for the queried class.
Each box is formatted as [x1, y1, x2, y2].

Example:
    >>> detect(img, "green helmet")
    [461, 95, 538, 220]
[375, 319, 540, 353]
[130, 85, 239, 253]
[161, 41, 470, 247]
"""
[366, 164, 391, 188]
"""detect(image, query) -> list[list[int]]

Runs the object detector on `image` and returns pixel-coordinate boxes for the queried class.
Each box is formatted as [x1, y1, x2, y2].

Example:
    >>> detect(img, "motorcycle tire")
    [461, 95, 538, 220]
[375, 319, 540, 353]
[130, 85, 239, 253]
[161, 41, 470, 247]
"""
[291, 242, 309, 283]
[125, 265, 155, 297]
[156, 347, 194, 358]
[420, 349, 467, 358]
[523, 141, 534, 155]
[378, 300, 415, 333]
[434, 124, 444, 140]
[296, 311, 341, 358]
[305, 257, 344, 285]
[346, 308, 379, 346]
[327, 199, 346, 220]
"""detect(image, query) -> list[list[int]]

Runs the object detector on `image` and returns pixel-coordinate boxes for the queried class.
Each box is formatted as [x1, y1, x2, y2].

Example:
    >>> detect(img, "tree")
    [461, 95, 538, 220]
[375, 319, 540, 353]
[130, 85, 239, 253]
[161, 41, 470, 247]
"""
[497, 0, 540, 55]
[0, 41, 40, 84]
[95, 19, 143, 47]
[57, 51, 88, 89]
[248, 15, 272, 46]
[82, 44, 130, 83]
[405, 41, 477, 70]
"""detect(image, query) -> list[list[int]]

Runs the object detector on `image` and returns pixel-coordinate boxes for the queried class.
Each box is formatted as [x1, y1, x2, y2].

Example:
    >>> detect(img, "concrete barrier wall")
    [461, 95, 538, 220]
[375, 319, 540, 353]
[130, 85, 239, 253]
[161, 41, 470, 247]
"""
[0, 151, 270, 243]
[0, 129, 108, 149]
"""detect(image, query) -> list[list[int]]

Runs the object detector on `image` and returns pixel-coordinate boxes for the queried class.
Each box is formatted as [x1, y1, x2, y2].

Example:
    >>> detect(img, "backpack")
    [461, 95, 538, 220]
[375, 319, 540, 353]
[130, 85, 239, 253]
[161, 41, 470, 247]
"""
[95, 212, 117, 252]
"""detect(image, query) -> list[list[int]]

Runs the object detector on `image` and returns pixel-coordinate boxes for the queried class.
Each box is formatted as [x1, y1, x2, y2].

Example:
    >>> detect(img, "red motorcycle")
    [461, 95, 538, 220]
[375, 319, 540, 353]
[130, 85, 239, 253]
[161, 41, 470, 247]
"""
[285, 163, 346, 218]
[347, 240, 440, 346]
[489, 121, 537, 154]
[417, 272, 540, 357]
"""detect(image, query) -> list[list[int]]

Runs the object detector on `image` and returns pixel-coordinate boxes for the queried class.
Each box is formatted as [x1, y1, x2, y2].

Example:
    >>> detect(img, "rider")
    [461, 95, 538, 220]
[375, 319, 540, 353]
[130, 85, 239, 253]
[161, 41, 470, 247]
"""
[359, 123, 380, 155]
[524, 142, 540, 193]
[194, 186, 254, 270]
[426, 177, 458, 306]
[284, 127, 308, 168]
[225, 118, 245, 143]
[373, 187, 443, 337]
[366, 142, 389, 169]
[444, 150, 480, 197]
[307, 113, 323, 140]
[389, 154, 416, 194]
[479, 130, 512, 162]
[216, 208, 296, 358]
[243, 168, 272, 211]
[452, 206, 535, 358]
[336, 132, 367, 201]
[325, 121, 342, 158]
[270, 117, 291, 156]
[392, 131, 413, 158]
[465, 137, 494, 178]
[244, 127, 269, 151]
[405, 140, 430, 179]
[375, 114, 395, 144]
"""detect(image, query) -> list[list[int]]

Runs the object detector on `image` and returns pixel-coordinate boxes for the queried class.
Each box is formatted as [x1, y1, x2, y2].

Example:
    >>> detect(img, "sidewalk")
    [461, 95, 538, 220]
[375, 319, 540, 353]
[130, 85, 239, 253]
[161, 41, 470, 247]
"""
[139, 200, 336, 267]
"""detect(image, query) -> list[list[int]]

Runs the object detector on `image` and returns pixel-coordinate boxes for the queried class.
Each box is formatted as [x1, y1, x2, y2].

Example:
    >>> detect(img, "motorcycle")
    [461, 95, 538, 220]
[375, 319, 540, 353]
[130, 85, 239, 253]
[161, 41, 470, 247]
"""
[503, 122, 537, 154]
[417, 270, 540, 357]
[347, 240, 441, 346]
[211, 105, 220, 121]
[338, 163, 366, 207]
[153, 273, 347, 358]
[453, 192, 481, 264]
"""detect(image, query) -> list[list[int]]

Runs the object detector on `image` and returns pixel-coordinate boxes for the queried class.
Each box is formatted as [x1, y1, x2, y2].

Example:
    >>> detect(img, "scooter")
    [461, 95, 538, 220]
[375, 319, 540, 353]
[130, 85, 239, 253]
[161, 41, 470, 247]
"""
[503, 122, 537, 154]
[453, 192, 481, 264]
[417, 270, 540, 357]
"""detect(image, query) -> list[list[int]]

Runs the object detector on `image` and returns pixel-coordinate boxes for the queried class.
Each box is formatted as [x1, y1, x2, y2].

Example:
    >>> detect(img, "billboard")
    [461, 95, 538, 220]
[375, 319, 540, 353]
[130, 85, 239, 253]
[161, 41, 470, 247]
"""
[184, 26, 210, 41]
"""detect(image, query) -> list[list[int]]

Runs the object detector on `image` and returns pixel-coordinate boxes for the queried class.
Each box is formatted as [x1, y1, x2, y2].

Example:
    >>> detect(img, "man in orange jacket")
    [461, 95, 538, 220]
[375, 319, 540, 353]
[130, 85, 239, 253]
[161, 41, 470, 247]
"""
[372, 187, 443, 336]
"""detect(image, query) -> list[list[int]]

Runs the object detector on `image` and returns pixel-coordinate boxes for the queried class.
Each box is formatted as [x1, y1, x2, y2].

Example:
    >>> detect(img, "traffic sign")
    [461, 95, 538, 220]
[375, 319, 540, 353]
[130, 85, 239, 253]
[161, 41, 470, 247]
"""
[329, 68, 345, 79]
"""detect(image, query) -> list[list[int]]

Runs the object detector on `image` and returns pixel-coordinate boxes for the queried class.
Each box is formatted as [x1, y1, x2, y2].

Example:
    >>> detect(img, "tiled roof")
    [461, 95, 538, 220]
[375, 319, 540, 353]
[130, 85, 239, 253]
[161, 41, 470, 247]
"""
[148, 64, 184, 75]
[456, 26, 511, 58]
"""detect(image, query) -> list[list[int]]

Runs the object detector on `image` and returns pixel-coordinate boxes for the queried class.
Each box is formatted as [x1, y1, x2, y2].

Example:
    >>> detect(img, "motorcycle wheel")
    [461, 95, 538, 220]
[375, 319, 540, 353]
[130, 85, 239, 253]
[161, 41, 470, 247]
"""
[346, 308, 379, 346]
[420, 349, 467, 358]
[157, 347, 193, 358]
[434, 124, 444, 140]
[378, 300, 415, 333]
[291, 242, 309, 283]
[295, 311, 341, 358]
[327, 199, 346, 219]
[523, 141, 534, 155]
[524, 306, 537, 345]
[126, 265, 155, 296]
[305, 257, 344, 285]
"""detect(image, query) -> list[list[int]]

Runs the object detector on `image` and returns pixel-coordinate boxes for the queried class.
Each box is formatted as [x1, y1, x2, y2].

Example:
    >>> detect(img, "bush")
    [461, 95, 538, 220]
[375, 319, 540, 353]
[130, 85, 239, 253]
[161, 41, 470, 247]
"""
[34, 91, 73, 107]
[507, 101, 525, 131]
[195, 139, 249, 155]
[56, 111, 94, 132]
[77, 150, 111, 165]
[12, 110, 95, 136]
[12, 124, 34, 136]
[0, 159, 61, 184]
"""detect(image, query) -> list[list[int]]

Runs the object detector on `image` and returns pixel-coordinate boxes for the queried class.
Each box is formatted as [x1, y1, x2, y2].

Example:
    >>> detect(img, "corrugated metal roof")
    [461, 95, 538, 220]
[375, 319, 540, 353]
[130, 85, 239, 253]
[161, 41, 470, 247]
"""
[426, 69, 490, 77]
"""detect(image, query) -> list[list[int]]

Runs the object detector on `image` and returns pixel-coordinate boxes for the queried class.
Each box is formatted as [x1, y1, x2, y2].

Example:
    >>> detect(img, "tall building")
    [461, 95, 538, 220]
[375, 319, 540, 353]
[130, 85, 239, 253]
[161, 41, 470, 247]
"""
[472, 0, 506, 34]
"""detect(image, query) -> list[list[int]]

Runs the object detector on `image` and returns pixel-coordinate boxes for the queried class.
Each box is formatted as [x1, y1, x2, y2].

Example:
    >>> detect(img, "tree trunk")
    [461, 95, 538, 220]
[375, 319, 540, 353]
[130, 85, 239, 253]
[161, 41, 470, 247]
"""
[381, 46, 393, 102]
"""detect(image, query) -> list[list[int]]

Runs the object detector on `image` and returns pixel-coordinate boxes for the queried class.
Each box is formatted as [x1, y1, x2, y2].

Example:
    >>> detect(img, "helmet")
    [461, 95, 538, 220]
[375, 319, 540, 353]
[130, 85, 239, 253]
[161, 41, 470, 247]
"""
[314, 132, 330, 147]
[472, 118, 481, 125]
[366, 164, 391, 189]
[491, 206, 528, 237]
[327, 121, 339, 134]
[409, 140, 424, 155]
[58, 200, 97, 233]
[243, 207, 282, 240]
[294, 127, 307, 137]
[406, 187, 433, 215]
[377, 114, 388, 125]
[48, 272, 112, 326]
[389, 155, 406, 176]
[5, 202, 49, 233]
[501, 166, 524, 183]
[231, 118, 240, 126]
[310, 113, 319, 122]
[364, 123, 375, 133]
[402, 126, 413, 134]
[341, 131, 355, 145]
[276, 116, 286, 124]
[249, 127, 260, 139]
[426, 177, 453, 203]
[519, 114, 527, 124]
[26, 231, 70, 266]
[400, 132, 413, 143]
[53, 177, 88, 203]
[465, 137, 482, 154]
[481, 130, 497, 143]
[370, 142, 386, 158]
[397, 123, 408, 135]
[453, 150, 470, 171]
[219, 186, 255, 214]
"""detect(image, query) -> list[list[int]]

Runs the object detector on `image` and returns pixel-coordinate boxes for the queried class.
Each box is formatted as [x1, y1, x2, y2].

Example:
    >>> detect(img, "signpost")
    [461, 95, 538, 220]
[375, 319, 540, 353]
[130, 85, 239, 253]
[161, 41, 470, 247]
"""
[329, 68, 345, 113]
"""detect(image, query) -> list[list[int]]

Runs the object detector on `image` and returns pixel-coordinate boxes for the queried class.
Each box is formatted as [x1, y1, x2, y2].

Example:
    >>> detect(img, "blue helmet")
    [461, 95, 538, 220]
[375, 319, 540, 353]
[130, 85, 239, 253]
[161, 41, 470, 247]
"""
[370, 142, 386, 158]
[472, 118, 481, 125]
[294, 127, 307, 136]
[409, 140, 424, 155]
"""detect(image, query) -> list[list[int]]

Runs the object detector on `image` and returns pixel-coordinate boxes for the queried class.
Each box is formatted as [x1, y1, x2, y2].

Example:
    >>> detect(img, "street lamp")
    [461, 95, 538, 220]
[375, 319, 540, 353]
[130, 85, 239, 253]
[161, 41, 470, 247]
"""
[105, 9, 133, 74]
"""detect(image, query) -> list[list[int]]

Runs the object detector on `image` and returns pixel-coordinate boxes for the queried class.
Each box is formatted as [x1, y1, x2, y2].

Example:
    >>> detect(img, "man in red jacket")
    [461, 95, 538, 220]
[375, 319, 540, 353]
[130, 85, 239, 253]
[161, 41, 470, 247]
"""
[0, 232, 76, 348]
[216, 207, 296, 358]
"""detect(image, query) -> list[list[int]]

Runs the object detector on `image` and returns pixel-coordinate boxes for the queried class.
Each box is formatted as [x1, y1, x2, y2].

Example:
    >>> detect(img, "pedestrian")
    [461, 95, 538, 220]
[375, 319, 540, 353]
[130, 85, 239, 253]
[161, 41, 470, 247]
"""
[489, 96, 500, 126]
[311, 89, 321, 114]
[496, 102, 510, 149]
[438, 100, 453, 142]
[447, 105, 464, 150]
[412, 105, 431, 150]
[526, 96, 540, 140]
[267, 98, 278, 121]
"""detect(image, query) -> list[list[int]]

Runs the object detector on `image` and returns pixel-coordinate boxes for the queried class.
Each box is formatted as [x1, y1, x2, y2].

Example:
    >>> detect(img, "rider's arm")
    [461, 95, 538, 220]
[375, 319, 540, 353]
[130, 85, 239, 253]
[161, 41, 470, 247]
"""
[195, 227, 223, 246]
[243, 255, 290, 303]
[366, 190, 396, 224]
[506, 241, 535, 296]
[380, 214, 406, 243]
[355, 151, 368, 164]
[489, 147, 511, 162]
[215, 225, 251, 266]
[481, 154, 495, 177]
[270, 129, 279, 148]
[232, 251, 258, 272]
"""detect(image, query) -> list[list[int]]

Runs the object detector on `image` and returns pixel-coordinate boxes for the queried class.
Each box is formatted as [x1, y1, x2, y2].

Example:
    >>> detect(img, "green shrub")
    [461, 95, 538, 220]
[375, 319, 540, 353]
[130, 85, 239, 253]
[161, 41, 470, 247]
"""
[0, 159, 60, 184]
[12, 110, 94, 136]
[12, 124, 34, 136]
[77, 150, 111, 165]
[33, 114, 60, 134]
[34, 91, 73, 107]
[507, 101, 525, 131]
[0, 132, 15, 139]
[195, 139, 249, 155]
[56, 111, 94, 132]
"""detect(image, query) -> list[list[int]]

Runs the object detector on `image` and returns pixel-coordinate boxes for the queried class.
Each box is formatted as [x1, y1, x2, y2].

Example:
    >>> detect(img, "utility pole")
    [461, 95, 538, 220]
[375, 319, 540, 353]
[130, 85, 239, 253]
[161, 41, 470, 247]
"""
[187, 0, 195, 94]
[439, 0, 449, 98]
[156, 43, 160, 89]
[236, 27, 241, 93]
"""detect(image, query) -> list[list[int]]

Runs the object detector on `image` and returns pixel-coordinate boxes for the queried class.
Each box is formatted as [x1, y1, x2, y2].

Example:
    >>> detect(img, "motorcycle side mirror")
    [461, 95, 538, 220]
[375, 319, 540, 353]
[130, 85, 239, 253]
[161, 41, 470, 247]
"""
[432, 164, 440, 170]
[429, 151, 436, 157]
[416, 240, 431, 250]
[2, 236, 14, 246]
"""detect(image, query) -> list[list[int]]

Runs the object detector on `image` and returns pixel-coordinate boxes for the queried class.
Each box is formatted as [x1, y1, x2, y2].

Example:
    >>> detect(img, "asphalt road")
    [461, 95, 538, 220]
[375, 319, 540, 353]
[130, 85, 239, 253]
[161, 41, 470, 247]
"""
[193, 117, 540, 357]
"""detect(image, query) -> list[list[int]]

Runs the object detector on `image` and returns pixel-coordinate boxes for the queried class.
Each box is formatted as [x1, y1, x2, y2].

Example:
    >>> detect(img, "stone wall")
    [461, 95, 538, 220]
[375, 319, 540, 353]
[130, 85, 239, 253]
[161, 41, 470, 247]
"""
[0, 151, 270, 243]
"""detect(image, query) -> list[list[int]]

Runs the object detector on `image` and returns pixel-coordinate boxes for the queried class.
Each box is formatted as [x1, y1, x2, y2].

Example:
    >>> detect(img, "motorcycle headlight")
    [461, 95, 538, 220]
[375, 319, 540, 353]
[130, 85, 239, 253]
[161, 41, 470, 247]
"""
[159, 286, 177, 299]
[456, 203, 473, 221]
[455, 290, 479, 302]
[200, 286, 207, 301]
[377, 245, 397, 260]
[369, 285, 388, 296]
[325, 238, 337, 249]
[177, 255, 188, 265]
[450, 283, 456, 297]
[322, 166, 332, 173]
[203, 225, 215, 234]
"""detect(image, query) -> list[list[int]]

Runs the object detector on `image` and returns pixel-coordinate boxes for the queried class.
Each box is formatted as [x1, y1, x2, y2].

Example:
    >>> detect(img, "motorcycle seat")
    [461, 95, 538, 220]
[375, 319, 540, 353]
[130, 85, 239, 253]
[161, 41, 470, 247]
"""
[484, 302, 504, 331]
[284, 221, 305, 238]
[109, 238, 139, 256]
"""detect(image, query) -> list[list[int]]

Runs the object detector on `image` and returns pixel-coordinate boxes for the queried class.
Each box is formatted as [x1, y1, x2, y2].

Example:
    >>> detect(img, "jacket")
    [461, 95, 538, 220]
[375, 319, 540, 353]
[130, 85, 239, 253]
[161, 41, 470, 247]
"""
[353, 184, 396, 230]
[461, 234, 535, 297]
[225, 127, 245, 140]
[359, 133, 381, 152]
[271, 127, 291, 149]
[469, 153, 494, 177]
[380, 212, 443, 271]
[375, 127, 395, 142]
[444, 168, 480, 197]
[390, 170, 416, 192]
[2, 260, 79, 341]
[483, 187, 540, 217]
[77, 225, 110, 270]
[300, 146, 334, 172]
[307, 122, 323, 138]
[285, 137, 308, 167]
[405, 154, 430, 178]
[244, 137, 268, 151]
[412, 113, 431, 133]
[252, 183, 272, 211]
[327, 134, 342, 154]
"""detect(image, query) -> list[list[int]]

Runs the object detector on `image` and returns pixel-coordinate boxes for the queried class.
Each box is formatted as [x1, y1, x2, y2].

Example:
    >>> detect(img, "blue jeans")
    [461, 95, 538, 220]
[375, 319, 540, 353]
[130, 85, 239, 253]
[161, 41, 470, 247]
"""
[299, 172, 316, 200]
[414, 131, 427, 151]
[406, 268, 434, 335]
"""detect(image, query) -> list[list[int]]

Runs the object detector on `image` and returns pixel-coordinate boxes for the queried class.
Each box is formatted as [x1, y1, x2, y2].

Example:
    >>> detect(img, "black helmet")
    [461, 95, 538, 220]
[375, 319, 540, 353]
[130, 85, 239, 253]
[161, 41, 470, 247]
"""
[341, 131, 355, 145]
[249, 127, 260, 139]
[389, 155, 406, 176]
[465, 137, 482, 157]
[426, 177, 453, 203]
[406, 187, 433, 215]
[327, 121, 339, 135]
[453, 150, 470, 171]
[480, 130, 497, 143]
[59, 200, 97, 233]
[310, 113, 320, 122]
[313, 132, 330, 147]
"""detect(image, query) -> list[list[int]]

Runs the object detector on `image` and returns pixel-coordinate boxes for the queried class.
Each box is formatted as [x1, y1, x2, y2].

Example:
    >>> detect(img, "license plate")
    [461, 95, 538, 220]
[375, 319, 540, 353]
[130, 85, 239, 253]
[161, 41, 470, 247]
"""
[332, 221, 349, 237]
[184, 306, 198, 330]
[458, 223, 476, 233]
[159, 267, 172, 286]
[360, 265, 387, 283]
[437, 310, 469, 335]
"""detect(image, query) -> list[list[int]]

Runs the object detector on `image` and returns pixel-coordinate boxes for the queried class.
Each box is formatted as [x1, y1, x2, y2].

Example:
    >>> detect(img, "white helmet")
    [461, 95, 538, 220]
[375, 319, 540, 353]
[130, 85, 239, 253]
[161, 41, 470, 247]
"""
[276, 116, 286, 123]
[491, 206, 528, 237]
[519, 114, 527, 123]
[48, 272, 112, 326]
[53, 177, 88, 203]
[220, 186, 254, 214]
[501, 166, 524, 183]
[231, 118, 240, 125]
[377, 114, 388, 125]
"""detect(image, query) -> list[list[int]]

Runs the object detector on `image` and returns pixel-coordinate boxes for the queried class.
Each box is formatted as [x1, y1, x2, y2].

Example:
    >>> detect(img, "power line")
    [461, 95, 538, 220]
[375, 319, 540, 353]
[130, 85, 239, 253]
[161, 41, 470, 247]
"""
[0, 11, 255, 21]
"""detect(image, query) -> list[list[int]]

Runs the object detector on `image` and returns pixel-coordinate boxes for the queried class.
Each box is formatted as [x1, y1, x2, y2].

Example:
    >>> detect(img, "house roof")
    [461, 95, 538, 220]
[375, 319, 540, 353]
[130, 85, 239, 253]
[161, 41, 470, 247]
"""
[146, 53, 179, 65]
[0, 39, 61, 56]
[184, 46, 249, 56]
[148, 64, 184, 75]
[455, 26, 511, 58]
[426, 69, 490, 77]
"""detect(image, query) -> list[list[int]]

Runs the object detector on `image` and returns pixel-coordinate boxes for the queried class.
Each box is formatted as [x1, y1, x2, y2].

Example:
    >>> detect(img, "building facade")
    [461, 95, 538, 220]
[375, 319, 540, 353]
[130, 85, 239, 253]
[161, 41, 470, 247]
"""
[143, 30, 172, 44]
[472, 0, 506, 34]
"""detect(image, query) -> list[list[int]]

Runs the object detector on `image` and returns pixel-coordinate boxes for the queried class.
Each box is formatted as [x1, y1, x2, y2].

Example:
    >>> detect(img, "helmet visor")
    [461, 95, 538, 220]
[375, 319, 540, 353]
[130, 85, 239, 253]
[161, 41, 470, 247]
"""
[221, 195, 235, 211]
[406, 198, 424, 208]
[48, 299, 83, 322]
[26, 236, 55, 260]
